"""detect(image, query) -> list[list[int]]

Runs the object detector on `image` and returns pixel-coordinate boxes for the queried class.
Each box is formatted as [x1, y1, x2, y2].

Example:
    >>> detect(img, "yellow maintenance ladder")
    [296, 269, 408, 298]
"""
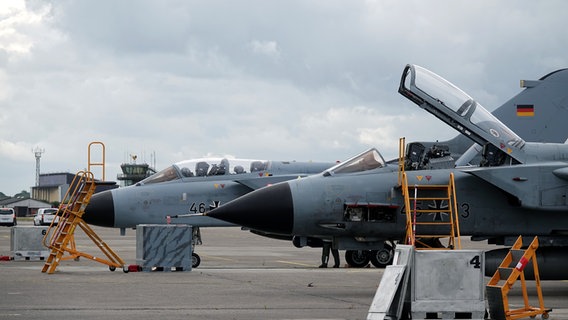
[398, 138, 461, 250]
[41, 170, 126, 274]
[486, 236, 550, 320]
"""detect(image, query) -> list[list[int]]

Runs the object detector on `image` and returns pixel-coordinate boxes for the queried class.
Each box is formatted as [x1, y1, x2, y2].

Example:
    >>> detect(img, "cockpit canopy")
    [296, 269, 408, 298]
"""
[325, 148, 385, 175]
[139, 158, 270, 185]
[399, 64, 526, 165]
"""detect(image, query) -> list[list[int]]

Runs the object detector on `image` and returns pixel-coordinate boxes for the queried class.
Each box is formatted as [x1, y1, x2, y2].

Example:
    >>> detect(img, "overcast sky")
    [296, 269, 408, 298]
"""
[1, 0, 567, 196]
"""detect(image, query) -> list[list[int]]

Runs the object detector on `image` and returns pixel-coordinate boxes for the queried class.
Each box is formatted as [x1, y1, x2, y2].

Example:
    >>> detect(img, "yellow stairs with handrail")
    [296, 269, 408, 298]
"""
[398, 137, 461, 250]
[41, 171, 125, 274]
[401, 172, 461, 249]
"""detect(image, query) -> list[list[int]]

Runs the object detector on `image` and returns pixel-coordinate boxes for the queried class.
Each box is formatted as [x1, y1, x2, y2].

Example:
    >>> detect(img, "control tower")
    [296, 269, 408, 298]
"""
[117, 154, 157, 186]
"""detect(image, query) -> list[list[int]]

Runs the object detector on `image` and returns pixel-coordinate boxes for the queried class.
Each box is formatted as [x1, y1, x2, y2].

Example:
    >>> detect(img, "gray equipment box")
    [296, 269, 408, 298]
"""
[136, 224, 192, 272]
[11, 226, 50, 260]
[412, 250, 486, 319]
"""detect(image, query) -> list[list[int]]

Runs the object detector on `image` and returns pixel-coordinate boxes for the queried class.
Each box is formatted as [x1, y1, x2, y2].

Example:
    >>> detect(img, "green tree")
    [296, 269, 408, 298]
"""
[14, 190, 30, 199]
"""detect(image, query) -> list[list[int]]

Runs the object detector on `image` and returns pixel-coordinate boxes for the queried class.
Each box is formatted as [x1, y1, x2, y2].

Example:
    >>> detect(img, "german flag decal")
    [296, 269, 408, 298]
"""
[517, 104, 534, 117]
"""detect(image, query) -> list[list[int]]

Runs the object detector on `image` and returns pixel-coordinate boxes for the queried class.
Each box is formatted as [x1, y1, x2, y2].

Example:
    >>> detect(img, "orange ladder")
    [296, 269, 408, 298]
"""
[486, 236, 550, 320]
[398, 138, 461, 250]
[401, 172, 461, 250]
[41, 171, 125, 274]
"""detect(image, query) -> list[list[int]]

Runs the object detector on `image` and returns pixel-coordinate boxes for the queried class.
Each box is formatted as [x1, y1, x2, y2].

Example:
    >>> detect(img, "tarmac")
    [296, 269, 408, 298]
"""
[1, 220, 567, 320]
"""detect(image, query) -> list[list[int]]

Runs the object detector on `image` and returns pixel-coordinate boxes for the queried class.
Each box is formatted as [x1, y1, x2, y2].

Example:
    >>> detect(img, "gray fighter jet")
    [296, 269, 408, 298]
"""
[83, 157, 335, 266]
[84, 65, 568, 269]
[207, 65, 568, 279]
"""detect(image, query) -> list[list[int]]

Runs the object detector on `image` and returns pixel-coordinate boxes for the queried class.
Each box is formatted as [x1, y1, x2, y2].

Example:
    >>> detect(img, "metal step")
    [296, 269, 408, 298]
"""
[486, 286, 506, 320]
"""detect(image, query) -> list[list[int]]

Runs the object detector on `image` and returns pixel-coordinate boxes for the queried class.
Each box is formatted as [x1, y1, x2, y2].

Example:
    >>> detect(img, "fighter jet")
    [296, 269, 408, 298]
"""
[84, 65, 568, 269]
[207, 64, 568, 279]
[83, 157, 335, 266]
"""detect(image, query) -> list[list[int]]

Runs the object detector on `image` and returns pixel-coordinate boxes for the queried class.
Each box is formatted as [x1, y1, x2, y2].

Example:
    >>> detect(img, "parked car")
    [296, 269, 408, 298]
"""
[0, 208, 16, 226]
[34, 208, 59, 226]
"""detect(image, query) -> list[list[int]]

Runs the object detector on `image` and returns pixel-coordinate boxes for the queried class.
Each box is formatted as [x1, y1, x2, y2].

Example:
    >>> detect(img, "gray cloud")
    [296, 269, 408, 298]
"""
[0, 0, 567, 195]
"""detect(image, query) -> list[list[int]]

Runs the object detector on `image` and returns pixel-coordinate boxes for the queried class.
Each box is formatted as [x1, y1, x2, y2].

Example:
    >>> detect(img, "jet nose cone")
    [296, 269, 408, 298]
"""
[208, 182, 293, 235]
[83, 190, 115, 227]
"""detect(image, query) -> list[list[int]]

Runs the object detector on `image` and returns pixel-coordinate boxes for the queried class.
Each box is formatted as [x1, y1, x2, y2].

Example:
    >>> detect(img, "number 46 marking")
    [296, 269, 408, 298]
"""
[189, 202, 206, 214]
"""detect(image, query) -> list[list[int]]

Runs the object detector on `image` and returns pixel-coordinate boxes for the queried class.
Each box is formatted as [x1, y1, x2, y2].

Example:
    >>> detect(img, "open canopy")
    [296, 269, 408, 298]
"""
[399, 64, 525, 164]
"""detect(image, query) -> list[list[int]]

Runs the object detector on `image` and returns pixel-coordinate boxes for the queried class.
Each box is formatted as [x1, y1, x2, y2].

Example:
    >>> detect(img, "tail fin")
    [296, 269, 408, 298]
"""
[492, 68, 568, 144]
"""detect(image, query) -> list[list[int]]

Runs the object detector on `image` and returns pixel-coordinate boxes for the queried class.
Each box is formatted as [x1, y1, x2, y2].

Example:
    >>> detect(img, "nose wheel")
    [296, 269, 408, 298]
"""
[192, 252, 201, 268]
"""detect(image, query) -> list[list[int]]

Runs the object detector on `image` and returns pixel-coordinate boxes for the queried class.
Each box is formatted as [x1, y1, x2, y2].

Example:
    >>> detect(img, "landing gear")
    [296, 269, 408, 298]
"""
[192, 252, 201, 268]
[191, 227, 202, 268]
[345, 242, 395, 268]
[345, 250, 370, 268]
[370, 243, 394, 268]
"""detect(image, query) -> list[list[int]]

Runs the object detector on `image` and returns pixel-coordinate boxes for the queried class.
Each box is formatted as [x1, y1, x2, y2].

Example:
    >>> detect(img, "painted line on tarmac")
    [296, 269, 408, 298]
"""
[199, 255, 235, 262]
[276, 260, 317, 267]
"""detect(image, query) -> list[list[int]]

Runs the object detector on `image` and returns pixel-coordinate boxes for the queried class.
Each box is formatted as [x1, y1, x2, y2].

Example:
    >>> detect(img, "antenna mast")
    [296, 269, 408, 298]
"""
[33, 147, 45, 187]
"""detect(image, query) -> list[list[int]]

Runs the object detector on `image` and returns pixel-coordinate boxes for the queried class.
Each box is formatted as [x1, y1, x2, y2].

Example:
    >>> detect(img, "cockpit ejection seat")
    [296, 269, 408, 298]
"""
[196, 161, 209, 176]
[405, 142, 426, 170]
[250, 161, 265, 172]
[217, 159, 229, 175]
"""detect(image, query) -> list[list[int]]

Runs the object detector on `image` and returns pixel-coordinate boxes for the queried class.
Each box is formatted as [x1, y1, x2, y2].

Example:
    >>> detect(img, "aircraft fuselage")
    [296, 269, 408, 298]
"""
[288, 168, 568, 246]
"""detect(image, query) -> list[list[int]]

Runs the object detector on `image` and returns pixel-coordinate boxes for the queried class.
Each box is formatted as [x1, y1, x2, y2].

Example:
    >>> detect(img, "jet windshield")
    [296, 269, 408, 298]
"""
[140, 158, 270, 185]
[326, 148, 385, 175]
[399, 64, 525, 163]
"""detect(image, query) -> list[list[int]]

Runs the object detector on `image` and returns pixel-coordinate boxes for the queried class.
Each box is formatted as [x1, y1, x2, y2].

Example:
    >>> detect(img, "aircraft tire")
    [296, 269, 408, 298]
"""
[192, 253, 201, 268]
[370, 244, 394, 268]
[345, 250, 370, 268]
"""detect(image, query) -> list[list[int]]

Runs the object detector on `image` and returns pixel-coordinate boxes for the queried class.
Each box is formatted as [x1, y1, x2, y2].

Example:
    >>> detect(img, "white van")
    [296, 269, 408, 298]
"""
[34, 208, 59, 226]
[0, 208, 16, 226]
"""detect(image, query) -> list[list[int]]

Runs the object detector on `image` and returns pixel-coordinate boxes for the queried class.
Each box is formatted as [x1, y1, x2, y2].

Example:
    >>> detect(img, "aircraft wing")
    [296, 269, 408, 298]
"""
[234, 174, 305, 190]
[463, 163, 568, 211]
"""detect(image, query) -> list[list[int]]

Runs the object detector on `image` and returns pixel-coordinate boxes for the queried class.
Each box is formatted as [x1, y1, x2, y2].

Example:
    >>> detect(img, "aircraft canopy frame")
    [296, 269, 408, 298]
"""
[399, 64, 526, 164]
[325, 148, 386, 175]
[139, 158, 270, 185]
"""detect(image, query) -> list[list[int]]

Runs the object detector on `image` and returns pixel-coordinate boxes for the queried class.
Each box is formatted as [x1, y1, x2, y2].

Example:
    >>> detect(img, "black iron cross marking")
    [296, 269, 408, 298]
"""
[209, 200, 221, 211]
[427, 200, 448, 221]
